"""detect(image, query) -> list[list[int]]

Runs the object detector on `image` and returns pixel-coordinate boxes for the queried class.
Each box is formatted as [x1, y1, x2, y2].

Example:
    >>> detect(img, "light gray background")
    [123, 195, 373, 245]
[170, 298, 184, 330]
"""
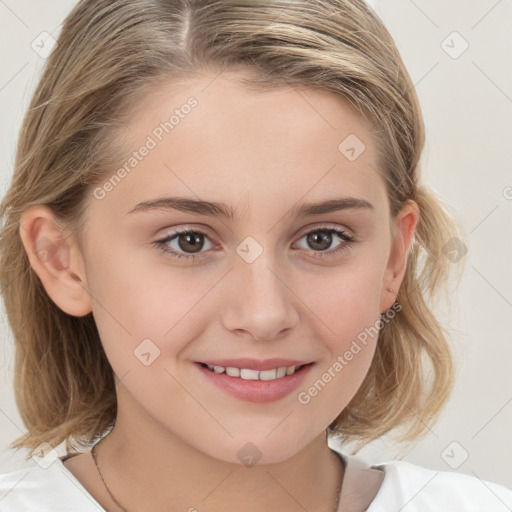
[1, 0, 511, 490]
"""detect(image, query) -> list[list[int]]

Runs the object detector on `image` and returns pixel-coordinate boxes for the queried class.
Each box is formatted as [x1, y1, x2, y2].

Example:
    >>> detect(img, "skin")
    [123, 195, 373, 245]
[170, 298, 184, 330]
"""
[19, 69, 418, 512]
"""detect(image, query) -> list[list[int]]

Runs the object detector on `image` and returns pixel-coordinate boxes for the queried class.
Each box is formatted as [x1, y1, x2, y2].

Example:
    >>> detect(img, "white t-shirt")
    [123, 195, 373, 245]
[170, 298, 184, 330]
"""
[0, 445, 511, 511]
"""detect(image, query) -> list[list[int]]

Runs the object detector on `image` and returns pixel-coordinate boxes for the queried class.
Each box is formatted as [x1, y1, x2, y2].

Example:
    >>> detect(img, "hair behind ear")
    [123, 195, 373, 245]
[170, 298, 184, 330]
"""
[1, 207, 117, 458]
[328, 183, 466, 451]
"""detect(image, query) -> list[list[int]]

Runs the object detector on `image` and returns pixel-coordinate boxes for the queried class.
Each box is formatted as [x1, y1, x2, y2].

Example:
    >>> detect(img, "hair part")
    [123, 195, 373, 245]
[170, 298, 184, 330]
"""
[0, 0, 465, 458]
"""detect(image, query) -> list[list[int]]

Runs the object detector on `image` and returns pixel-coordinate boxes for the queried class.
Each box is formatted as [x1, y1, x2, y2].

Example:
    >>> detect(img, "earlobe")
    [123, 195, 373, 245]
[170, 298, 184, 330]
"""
[380, 200, 419, 314]
[18, 205, 93, 317]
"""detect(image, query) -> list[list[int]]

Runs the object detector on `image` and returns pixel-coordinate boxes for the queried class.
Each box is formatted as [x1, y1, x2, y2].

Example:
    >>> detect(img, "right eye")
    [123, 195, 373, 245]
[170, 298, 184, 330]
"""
[153, 228, 215, 261]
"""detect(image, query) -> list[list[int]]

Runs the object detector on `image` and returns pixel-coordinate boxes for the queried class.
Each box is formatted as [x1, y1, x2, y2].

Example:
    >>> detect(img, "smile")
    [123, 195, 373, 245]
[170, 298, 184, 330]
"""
[201, 363, 308, 381]
[195, 362, 315, 403]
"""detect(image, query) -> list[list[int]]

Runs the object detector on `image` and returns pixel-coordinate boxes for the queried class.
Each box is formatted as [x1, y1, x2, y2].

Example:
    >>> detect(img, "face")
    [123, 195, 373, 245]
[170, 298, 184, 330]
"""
[22, 69, 417, 465]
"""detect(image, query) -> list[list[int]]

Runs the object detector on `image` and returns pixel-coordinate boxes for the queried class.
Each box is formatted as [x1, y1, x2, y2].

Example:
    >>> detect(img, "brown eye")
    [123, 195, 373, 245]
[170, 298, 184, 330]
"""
[176, 231, 205, 253]
[305, 230, 334, 251]
[154, 228, 214, 260]
[295, 227, 355, 259]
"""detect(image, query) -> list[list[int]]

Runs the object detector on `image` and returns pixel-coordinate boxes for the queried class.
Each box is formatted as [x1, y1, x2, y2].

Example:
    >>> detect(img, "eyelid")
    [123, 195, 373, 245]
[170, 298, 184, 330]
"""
[295, 222, 354, 239]
[155, 224, 216, 242]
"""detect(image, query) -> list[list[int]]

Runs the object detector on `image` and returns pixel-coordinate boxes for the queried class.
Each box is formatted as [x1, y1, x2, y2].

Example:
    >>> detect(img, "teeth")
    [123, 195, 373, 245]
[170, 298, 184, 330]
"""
[286, 365, 296, 375]
[240, 369, 260, 380]
[259, 369, 277, 380]
[225, 367, 240, 377]
[204, 364, 305, 380]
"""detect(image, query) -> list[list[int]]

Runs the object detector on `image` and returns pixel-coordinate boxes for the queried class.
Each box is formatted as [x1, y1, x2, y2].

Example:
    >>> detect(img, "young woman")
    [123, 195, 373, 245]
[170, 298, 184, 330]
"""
[0, 0, 511, 510]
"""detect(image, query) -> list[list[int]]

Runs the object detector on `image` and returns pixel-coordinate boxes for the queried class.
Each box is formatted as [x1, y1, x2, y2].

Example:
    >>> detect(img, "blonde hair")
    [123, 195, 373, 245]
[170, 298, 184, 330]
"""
[0, 0, 465, 458]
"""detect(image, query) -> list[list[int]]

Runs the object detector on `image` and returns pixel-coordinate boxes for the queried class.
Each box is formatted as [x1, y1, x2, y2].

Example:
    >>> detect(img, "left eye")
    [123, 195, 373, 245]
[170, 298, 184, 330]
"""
[295, 227, 354, 258]
[153, 225, 355, 261]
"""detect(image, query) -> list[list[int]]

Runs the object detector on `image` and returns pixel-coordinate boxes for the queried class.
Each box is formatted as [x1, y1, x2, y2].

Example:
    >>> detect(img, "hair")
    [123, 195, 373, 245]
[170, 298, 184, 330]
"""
[0, 0, 466, 458]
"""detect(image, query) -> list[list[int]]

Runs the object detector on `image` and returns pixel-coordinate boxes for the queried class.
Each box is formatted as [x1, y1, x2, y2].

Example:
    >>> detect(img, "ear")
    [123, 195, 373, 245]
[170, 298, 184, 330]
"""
[18, 205, 93, 317]
[380, 200, 419, 314]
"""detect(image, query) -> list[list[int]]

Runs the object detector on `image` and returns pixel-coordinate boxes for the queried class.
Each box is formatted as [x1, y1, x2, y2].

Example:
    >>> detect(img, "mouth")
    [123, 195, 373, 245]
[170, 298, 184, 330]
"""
[194, 361, 315, 403]
[197, 362, 313, 381]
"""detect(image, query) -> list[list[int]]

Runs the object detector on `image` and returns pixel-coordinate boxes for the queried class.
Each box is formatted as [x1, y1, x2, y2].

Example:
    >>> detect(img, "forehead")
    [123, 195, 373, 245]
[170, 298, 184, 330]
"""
[94, 70, 387, 220]
[125, 70, 375, 144]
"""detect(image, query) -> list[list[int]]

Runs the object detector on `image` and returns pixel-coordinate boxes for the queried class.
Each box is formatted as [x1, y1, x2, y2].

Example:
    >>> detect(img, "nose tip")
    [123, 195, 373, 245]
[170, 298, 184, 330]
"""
[220, 259, 300, 342]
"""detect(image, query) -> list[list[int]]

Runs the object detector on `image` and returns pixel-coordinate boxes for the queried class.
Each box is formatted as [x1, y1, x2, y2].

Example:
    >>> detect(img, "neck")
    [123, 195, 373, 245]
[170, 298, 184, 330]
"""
[95, 391, 344, 512]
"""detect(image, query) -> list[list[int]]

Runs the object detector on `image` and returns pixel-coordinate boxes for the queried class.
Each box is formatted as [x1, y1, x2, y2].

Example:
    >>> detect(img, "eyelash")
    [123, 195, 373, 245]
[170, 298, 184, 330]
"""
[153, 225, 356, 262]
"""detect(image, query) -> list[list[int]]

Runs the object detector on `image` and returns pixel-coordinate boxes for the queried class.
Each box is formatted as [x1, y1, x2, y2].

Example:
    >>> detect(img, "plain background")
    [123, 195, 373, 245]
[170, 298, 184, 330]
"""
[1, 0, 511, 490]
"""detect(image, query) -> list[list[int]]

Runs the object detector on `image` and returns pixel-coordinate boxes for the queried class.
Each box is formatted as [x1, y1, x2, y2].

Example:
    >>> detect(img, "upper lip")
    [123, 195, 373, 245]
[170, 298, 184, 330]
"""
[198, 358, 313, 371]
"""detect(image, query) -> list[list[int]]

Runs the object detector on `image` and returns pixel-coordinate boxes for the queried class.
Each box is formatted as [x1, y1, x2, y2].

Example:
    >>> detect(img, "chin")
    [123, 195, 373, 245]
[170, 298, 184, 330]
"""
[197, 436, 309, 467]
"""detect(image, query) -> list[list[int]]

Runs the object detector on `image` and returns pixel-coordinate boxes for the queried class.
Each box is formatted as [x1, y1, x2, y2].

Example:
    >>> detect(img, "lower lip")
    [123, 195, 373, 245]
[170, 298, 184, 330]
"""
[195, 362, 314, 403]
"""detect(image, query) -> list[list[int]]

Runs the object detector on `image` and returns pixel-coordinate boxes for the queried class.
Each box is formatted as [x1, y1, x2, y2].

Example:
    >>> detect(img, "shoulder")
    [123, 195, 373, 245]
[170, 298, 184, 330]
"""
[367, 458, 512, 512]
[0, 457, 105, 511]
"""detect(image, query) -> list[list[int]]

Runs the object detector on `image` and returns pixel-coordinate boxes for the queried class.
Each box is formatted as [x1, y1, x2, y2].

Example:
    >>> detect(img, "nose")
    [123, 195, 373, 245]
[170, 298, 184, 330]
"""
[219, 252, 300, 342]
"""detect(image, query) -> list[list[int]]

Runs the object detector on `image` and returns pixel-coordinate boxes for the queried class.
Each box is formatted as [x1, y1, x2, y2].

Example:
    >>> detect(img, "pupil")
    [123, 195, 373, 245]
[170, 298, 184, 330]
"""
[309, 231, 331, 250]
[179, 233, 203, 253]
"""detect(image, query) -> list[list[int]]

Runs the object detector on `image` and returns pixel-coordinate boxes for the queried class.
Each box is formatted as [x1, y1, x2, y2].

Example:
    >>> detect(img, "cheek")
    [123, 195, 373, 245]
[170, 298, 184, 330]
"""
[85, 243, 219, 377]
[295, 273, 383, 430]
[291, 253, 385, 411]
[296, 335, 378, 436]
[298, 255, 386, 341]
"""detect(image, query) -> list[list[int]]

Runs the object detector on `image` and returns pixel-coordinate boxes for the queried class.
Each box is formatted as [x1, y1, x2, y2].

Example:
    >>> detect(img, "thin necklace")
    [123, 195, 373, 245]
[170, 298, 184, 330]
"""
[91, 441, 128, 512]
[91, 442, 343, 512]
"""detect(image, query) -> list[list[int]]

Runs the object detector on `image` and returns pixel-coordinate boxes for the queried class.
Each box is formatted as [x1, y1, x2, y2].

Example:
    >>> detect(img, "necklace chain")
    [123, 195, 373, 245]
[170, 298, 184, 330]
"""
[91, 441, 128, 512]
[90, 441, 343, 512]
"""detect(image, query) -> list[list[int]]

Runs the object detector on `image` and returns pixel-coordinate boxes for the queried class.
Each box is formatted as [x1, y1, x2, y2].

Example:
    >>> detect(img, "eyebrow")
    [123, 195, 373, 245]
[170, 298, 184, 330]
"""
[127, 196, 374, 220]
